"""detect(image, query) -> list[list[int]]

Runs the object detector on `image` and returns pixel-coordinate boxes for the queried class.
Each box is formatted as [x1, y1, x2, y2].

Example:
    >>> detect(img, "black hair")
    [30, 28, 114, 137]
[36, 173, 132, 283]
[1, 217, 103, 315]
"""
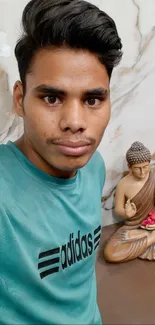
[15, 0, 122, 90]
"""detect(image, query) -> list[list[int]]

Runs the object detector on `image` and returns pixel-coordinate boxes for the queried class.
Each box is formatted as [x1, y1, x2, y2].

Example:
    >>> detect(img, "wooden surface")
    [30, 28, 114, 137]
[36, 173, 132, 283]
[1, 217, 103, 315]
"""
[96, 223, 155, 324]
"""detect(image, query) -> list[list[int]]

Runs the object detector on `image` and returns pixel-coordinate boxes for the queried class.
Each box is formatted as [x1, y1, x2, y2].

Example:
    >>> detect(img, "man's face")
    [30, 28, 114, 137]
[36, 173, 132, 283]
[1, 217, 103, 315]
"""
[130, 161, 150, 180]
[14, 48, 110, 174]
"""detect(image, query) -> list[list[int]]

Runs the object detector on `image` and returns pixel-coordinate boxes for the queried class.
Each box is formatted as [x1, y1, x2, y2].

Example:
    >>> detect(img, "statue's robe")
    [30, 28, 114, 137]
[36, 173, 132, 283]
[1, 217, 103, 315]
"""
[104, 171, 155, 262]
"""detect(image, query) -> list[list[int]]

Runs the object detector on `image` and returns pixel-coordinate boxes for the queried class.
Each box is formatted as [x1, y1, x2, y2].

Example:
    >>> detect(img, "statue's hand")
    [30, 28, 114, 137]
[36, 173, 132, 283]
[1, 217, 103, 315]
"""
[125, 199, 137, 218]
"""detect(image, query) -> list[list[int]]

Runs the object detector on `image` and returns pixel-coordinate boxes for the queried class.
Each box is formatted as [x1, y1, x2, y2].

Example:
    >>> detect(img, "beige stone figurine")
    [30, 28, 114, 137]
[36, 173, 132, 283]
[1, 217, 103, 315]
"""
[104, 141, 155, 262]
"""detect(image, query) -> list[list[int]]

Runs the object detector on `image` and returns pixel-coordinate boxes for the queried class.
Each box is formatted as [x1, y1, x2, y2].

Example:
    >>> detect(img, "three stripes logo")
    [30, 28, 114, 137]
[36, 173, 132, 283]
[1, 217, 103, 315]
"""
[38, 248, 60, 280]
[94, 225, 101, 250]
[38, 225, 101, 279]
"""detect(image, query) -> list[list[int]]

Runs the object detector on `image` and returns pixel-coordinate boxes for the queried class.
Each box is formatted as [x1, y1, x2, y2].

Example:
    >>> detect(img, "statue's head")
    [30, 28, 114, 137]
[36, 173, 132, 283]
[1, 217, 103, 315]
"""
[126, 141, 151, 180]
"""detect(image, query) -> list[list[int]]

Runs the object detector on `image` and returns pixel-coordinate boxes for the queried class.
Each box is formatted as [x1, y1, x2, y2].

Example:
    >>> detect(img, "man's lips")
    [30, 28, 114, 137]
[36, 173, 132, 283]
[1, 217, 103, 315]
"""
[54, 140, 92, 147]
[53, 140, 92, 156]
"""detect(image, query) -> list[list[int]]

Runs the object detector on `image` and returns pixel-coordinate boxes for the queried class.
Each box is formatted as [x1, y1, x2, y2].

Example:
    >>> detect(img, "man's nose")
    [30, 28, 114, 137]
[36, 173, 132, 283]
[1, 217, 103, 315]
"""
[59, 100, 87, 133]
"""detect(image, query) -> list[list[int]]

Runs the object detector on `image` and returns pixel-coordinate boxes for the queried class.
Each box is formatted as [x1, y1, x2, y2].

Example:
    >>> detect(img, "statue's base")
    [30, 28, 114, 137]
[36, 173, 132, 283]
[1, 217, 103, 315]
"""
[96, 223, 155, 324]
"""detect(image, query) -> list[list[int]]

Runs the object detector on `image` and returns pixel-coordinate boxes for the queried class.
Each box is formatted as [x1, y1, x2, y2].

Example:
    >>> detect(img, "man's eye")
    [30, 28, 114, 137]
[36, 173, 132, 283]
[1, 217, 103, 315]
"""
[43, 96, 61, 105]
[85, 98, 102, 106]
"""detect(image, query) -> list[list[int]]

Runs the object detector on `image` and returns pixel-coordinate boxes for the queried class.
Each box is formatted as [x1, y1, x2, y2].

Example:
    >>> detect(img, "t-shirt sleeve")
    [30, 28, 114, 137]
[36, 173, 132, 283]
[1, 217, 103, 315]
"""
[97, 151, 106, 192]
[83, 150, 106, 195]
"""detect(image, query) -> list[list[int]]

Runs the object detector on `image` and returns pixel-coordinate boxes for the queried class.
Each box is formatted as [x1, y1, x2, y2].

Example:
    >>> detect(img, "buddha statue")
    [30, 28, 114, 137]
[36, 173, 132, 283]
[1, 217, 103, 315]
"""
[104, 141, 155, 262]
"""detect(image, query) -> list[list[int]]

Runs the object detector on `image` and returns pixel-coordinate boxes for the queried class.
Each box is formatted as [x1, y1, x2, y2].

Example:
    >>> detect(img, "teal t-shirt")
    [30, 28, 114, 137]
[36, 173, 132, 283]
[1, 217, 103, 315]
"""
[0, 141, 105, 325]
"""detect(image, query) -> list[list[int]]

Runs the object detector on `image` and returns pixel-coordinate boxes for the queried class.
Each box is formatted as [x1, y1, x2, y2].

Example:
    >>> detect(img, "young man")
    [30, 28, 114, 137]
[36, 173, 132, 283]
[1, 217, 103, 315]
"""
[0, 0, 122, 324]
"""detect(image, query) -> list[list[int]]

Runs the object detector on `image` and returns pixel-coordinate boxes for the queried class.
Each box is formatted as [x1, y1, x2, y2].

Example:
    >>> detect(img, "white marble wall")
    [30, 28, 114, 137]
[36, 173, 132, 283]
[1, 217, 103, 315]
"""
[0, 0, 155, 226]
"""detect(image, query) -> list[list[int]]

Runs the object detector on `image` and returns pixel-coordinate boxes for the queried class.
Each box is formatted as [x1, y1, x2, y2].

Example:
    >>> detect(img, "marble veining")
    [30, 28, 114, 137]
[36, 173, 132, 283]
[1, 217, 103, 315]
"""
[0, 0, 154, 226]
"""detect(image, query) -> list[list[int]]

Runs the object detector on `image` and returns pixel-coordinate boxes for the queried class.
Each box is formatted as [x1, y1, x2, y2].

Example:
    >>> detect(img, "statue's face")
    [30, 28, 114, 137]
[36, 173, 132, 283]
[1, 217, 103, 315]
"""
[129, 161, 150, 180]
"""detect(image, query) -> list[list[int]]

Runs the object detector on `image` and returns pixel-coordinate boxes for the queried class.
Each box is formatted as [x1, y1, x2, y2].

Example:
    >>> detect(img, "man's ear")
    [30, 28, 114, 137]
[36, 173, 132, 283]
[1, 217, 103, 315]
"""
[13, 81, 24, 117]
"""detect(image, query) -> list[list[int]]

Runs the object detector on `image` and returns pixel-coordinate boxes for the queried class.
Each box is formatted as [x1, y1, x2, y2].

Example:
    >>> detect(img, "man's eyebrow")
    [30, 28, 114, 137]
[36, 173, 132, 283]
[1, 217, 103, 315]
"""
[33, 85, 109, 97]
[85, 88, 109, 97]
[34, 85, 66, 96]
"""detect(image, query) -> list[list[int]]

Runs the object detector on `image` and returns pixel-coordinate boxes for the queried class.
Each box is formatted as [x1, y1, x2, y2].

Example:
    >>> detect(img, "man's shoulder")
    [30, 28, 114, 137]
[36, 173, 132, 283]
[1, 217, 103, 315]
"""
[0, 143, 11, 163]
[0, 143, 8, 166]
[85, 150, 105, 172]
[0, 144, 12, 203]
[84, 150, 106, 190]
[0, 143, 13, 177]
[0, 143, 6, 154]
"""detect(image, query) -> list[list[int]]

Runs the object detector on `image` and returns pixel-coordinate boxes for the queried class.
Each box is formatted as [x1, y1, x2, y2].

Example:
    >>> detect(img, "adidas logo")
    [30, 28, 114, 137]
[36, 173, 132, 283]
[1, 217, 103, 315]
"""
[38, 225, 101, 279]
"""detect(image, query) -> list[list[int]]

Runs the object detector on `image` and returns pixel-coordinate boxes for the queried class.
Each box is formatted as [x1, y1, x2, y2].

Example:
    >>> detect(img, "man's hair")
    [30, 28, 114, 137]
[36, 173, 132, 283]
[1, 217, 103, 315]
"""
[15, 0, 123, 90]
